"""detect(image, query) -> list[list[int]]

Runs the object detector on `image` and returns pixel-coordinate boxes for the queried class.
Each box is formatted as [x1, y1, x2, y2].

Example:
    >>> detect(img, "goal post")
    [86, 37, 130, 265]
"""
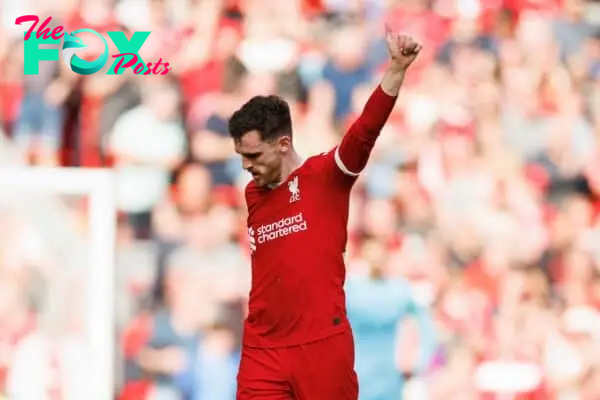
[0, 167, 116, 400]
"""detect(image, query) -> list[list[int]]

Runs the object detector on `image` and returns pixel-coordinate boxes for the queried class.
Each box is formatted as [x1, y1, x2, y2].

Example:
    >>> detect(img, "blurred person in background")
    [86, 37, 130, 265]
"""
[107, 83, 187, 240]
[189, 70, 248, 187]
[346, 238, 437, 400]
[293, 80, 339, 157]
[429, 342, 479, 399]
[470, 267, 550, 398]
[323, 22, 373, 124]
[5, 273, 89, 400]
[11, 25, 73, 165]
[165, 206, 248, 302]
[193, 311, 239, 400]
[134, 260, 204, 400]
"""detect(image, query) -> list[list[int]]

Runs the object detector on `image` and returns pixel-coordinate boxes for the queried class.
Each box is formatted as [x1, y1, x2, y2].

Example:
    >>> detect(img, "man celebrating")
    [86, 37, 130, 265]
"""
[229, 26, 422, 399]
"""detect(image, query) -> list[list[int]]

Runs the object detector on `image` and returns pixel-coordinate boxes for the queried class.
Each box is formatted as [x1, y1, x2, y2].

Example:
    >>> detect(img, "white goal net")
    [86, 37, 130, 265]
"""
[0, 167, 116, 400]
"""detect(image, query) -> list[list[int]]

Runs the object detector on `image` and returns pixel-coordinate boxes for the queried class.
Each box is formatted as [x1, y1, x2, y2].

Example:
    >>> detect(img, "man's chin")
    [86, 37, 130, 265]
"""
[254, 176, 277, 189]
[253, 176, 265, 186]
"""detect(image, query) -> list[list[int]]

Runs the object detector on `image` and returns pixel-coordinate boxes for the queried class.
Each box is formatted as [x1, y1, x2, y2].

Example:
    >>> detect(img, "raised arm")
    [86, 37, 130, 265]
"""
[334, 28, 422, 177]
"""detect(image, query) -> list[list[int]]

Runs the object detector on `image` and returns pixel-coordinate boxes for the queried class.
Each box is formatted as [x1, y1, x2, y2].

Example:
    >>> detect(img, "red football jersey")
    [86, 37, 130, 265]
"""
[243, 86, 397, 348]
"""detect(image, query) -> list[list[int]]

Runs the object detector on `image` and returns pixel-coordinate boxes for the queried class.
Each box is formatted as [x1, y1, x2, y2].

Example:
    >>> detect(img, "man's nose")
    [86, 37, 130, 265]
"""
[242, 158, 253, 171]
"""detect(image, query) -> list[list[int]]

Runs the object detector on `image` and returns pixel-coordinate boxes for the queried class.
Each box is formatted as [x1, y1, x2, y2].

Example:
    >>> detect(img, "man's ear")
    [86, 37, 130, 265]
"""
[277, 135, 292, 153]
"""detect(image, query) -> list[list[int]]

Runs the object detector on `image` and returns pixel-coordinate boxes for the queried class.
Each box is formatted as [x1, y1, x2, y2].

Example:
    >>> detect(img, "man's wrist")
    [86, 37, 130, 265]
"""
[387, 61, 407, 75]
[380, 64, 406, 97]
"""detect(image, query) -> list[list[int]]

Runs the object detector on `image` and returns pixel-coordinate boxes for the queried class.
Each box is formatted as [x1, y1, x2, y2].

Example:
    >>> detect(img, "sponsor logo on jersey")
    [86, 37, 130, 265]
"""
[248, 212, 308, 251]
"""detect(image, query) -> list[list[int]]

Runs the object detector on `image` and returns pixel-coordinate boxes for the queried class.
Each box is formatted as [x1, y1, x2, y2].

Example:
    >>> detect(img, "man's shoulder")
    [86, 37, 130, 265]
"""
[299, 149, 336, 174]
[300, 148, 357, 188]
[244, 179, 263, 210]
[244, 179, 260, 196]
[308, 148, 334, 163]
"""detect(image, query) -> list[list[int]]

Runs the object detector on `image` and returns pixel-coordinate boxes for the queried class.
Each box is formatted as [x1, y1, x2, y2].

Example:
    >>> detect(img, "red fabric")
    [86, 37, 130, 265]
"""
[502, 0, 561, 18]
[591, 200, 600, 224]
[0, 81, 23, 127]
[242, 85, 396, 348]
[438, 120, 476, 140]
[384, 7, 450, 80]
[213, 184, 242, 208]
[464, 260, 500, 306]
[118, 315, 153, 400]
[122, 314, 152, 358]
[524, 164, 550, 193]
[338, 85, 397, 174]
[385, 8, 449, 49]
[61, 11, 121, 167]
[64, 11, 120, 33]
[178, 59, 225, 104]
[0, 56, 23, 136]
[301, 0, 327, 18]
[119, 381, 152, 400]
[237, 330, 357, 398]
[178, 20, 241, 105]
[77, 93, 104, 167]
[243, 150, 352, 347]
[224, 0, 243, 13]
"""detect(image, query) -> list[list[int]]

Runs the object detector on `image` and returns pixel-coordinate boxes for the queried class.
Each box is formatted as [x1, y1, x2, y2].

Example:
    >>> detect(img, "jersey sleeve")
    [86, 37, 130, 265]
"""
[320, 85, 398, 187]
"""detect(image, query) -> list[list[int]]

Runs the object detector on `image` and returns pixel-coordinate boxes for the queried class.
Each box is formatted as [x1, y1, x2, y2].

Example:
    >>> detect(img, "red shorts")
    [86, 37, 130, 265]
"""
[236, 330, 358, 400]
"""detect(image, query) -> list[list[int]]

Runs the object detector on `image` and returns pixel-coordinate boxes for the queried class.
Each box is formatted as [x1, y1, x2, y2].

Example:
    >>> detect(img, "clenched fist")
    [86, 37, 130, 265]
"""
[385, 24, 422, 70]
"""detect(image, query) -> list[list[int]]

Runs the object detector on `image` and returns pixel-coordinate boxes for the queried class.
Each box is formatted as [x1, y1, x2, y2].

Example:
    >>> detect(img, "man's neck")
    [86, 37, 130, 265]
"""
[282, 151, 304, 181]
[267, 151, 303, 189]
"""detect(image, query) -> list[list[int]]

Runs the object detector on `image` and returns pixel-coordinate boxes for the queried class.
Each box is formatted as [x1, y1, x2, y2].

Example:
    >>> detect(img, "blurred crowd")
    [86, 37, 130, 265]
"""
[1, 0, 600, 398]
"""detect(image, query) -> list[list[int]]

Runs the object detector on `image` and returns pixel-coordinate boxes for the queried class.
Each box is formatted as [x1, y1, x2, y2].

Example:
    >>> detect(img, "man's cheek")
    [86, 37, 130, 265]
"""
[255, 160, 266, 172]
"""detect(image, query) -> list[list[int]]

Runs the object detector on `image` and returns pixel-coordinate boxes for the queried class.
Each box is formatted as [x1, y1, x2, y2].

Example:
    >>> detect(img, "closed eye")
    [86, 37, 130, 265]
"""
[242, 152, 261, 159]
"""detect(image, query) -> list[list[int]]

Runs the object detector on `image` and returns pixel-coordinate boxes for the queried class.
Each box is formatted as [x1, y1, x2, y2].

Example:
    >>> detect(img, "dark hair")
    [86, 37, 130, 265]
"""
[228, 95, 292, 142]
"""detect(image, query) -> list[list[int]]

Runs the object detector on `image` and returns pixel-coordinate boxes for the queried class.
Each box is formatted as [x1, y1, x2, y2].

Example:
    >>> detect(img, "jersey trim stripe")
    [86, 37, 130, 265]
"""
[334, 146, 360, 177]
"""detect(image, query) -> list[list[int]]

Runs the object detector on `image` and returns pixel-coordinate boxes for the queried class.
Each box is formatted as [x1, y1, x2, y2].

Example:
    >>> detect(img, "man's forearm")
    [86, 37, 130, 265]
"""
[380, 66, 406, 97]
[334, 65, 404, 175]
